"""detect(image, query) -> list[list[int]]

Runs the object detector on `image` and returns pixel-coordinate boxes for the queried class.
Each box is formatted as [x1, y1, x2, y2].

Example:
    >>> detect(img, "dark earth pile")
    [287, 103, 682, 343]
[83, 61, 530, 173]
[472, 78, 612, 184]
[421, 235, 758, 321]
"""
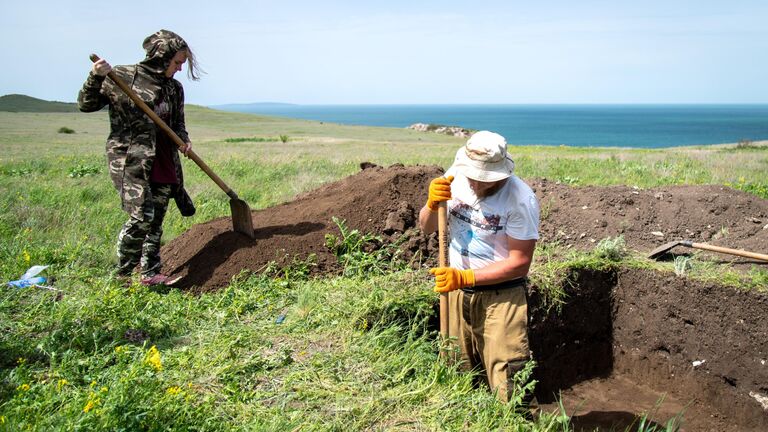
[161, 164, 768, 431]
[161, 163, 444, 292]
[162, 164, 768, 292]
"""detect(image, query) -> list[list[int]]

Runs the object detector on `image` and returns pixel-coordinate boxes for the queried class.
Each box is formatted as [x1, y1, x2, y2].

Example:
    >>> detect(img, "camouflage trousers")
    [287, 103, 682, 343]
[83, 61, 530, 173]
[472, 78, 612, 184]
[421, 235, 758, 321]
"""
[116, 183, 173, 277]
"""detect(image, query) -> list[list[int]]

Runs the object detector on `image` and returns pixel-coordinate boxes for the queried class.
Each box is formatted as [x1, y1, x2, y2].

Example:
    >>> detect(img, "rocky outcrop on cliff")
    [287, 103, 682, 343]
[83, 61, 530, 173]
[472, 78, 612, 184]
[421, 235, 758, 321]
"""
[407, 123, 475, 138]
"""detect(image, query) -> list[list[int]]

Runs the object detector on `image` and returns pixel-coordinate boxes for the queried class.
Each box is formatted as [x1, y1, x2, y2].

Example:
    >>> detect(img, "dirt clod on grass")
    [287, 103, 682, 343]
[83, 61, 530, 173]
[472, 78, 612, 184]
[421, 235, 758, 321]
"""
[161, 164, 768, 430]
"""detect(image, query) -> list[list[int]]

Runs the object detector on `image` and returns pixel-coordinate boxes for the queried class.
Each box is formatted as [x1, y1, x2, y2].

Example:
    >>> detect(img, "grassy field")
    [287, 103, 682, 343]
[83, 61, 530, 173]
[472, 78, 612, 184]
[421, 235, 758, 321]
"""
[1, 106, 767, 430]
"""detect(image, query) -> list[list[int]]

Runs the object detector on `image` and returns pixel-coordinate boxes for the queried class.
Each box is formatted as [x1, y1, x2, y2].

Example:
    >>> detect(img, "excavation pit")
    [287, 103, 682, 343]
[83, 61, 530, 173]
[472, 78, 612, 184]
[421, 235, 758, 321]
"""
[530, 267, 768, 431]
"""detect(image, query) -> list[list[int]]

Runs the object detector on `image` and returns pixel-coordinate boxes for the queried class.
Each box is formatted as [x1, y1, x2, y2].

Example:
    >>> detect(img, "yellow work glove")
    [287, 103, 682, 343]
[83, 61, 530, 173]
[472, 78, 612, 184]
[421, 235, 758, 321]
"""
[429, 267, 475, 293]
[426, 175, 454, 211]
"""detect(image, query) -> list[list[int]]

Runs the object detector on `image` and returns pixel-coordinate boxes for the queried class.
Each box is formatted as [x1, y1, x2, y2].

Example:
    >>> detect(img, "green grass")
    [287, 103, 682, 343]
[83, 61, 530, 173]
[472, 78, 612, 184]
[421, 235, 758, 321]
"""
[0, 107, 763, 430]
[1, 271, 573, 431]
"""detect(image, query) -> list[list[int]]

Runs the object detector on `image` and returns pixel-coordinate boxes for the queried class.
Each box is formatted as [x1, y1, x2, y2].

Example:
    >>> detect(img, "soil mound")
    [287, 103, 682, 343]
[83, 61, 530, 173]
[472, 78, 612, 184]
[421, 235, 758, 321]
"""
[162, 165, 768, 292]
[161, 164, 443, 292]
[533, 179, 768, 255]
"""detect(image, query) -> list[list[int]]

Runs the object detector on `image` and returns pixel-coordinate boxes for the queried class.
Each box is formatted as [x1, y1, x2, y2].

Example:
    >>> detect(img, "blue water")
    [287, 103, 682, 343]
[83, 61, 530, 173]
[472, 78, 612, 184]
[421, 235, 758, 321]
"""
[213, 104, 768, 148]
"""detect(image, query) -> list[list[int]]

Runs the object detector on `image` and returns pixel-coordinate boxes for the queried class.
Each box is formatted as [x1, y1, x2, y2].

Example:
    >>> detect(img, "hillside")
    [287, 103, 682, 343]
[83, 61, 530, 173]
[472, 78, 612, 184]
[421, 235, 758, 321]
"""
[0, 94, 78, 112]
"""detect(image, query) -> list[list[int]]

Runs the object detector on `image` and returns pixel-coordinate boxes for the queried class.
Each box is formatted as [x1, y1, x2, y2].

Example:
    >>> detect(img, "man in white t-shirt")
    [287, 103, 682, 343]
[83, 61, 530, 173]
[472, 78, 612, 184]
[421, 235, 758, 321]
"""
[418, 131, 540, 408]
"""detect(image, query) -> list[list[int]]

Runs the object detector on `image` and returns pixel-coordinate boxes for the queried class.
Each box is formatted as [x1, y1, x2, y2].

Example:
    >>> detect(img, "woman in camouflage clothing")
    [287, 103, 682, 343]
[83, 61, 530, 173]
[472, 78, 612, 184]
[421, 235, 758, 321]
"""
[78, 29, 200, 286]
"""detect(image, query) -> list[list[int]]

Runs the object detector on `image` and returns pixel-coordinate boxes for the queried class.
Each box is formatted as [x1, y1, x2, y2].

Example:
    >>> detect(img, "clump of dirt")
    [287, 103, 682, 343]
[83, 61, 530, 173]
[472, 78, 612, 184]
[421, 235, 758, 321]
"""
[160, 164, 768, 430]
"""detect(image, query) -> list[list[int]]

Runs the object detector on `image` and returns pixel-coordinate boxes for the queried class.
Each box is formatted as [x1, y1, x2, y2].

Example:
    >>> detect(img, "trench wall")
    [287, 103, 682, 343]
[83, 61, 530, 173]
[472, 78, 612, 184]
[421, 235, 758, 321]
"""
[528, 267, 768, 430]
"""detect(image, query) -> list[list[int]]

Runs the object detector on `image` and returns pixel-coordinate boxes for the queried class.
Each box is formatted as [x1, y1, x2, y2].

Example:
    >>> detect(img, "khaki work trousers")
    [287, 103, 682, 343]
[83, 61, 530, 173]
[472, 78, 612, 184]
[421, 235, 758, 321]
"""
[447, 283, 532, 403]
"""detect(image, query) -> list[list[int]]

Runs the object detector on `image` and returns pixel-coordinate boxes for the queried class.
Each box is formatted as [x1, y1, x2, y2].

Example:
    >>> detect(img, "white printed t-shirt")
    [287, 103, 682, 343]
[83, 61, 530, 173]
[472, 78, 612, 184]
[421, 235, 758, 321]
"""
[444, 167, 540, 271]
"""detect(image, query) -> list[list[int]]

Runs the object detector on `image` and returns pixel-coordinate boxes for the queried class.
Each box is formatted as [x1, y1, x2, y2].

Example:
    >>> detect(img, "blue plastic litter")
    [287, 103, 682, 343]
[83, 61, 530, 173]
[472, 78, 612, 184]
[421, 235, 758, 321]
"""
[8, 276, 47, 288]
[7, 265, 50, 289]
[275, 314, 286, 324]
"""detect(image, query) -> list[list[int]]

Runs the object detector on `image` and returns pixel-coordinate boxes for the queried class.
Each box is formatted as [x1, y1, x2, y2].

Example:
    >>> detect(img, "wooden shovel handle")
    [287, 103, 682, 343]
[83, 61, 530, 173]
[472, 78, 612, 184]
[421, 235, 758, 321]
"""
[89, 54, 239, 200]
[688, 241, 768, 262]
[438, 203, 449, 343]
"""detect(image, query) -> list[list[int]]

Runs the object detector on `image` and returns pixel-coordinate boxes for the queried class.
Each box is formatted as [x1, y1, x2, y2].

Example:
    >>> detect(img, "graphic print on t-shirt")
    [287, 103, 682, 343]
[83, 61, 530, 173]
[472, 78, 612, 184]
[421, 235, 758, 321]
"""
[450, 200, 505, 264]
[444, 169, 540, 270]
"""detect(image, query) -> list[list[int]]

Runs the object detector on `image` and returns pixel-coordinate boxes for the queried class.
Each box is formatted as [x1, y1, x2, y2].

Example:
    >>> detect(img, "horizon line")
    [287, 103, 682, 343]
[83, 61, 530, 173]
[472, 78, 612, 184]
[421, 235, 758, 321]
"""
[5, 94, 768, 106]
[209, 101, 768, 107]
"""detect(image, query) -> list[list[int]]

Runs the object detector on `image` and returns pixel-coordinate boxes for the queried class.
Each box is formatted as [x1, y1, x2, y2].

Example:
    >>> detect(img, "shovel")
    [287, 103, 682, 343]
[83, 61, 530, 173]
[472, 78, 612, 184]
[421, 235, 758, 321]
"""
[90, 54, 255, 238]
[438, 202, 449, 354]
[648, 240, 768, 262]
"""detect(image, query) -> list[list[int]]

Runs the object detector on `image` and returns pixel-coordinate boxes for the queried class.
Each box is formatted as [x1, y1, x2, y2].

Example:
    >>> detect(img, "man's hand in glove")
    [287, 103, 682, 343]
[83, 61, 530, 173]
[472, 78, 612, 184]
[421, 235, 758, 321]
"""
[429, 267, 475, 293]
[426, 175, 454, 211]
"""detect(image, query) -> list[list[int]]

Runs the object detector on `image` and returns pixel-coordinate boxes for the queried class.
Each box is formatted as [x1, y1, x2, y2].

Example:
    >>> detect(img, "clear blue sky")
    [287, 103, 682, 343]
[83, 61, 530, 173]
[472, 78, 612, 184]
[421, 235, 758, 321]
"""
[2, 0, 767, 105]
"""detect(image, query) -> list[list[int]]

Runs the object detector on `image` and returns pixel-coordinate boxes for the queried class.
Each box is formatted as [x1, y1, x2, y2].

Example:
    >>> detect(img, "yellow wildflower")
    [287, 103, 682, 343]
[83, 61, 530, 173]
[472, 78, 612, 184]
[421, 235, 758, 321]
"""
[16, 357, 26, 365]
[90, 381, 97, 388]
[166, 386, 181, 396]
[83, 399, 96, 413]
[0, 415, 5, 424]
[22, 250, 30, 264]
[57, 379, 68, 390]
[17, 383, 30, 392]
[115, 345, 124, 353]
[83, 391, 100, 413]
[145, 345, 163, 371]
[100, 386, 108, 393]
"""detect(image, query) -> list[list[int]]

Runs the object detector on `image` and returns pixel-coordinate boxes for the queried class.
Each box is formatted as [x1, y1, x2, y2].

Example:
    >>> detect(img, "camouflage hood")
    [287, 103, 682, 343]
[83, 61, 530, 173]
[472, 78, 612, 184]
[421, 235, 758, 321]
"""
[139, 29, 188, 76]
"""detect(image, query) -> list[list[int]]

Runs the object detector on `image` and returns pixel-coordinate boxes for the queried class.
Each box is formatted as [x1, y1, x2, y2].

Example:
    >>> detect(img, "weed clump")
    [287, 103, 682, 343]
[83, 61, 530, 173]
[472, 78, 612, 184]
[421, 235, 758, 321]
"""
[674, 256, 692, 276]
[68, 164, 101, 178]
[729, 177, 768, 199]
[593, 236, 628, 262]
[324, 217, 406, 277]
[57, 127, 75, 134]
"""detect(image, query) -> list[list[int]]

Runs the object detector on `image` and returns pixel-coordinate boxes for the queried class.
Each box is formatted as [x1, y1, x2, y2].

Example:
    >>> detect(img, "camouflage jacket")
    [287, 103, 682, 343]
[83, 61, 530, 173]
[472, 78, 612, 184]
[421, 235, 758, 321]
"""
[77, 64, 189, 221]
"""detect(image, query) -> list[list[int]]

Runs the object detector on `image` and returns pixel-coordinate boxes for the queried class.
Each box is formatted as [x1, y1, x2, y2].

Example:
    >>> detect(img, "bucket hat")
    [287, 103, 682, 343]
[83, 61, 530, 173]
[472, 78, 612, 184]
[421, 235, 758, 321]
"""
[452, 131, 515, 182]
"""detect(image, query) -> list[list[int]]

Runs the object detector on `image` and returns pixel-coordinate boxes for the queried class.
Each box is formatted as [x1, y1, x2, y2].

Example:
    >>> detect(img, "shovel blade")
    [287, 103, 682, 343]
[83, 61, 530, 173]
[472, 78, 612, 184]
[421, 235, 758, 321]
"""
[647, 241, 683, 260]
[229, 198, 255, 238]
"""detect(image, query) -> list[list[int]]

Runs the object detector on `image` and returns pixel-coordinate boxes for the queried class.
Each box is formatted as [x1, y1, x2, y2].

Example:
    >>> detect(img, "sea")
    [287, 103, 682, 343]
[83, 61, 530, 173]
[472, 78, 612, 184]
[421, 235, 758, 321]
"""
[213, 104, 768, 148]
